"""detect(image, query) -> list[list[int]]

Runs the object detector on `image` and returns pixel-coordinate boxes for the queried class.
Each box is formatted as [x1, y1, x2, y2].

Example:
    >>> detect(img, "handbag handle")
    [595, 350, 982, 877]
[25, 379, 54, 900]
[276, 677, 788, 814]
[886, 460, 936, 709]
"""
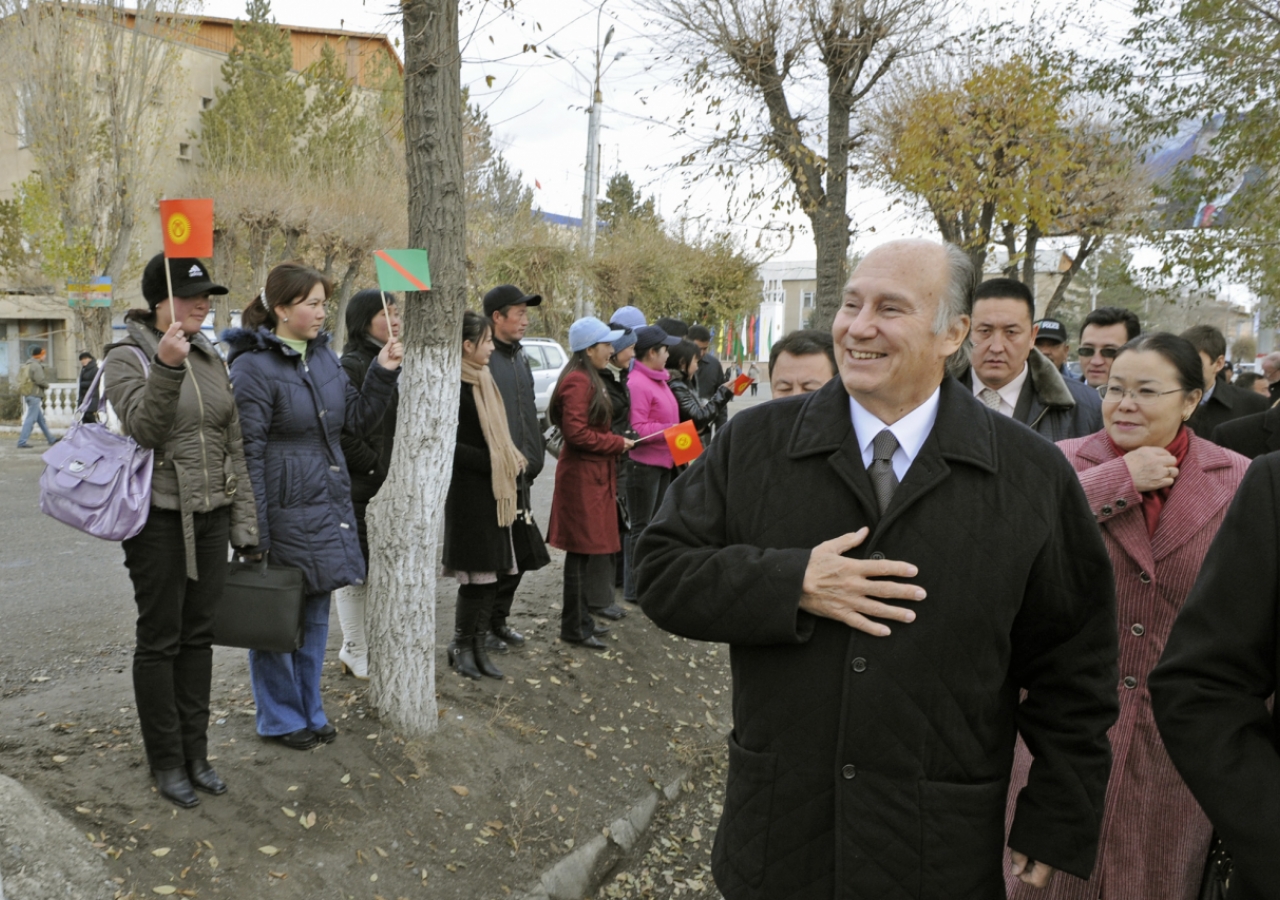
[88, 346, 151, 424]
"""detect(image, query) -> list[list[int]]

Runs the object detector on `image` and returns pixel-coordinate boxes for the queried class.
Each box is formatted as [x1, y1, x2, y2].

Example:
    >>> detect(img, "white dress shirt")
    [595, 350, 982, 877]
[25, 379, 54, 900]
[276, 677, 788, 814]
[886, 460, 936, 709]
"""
[848, 387, 941, 482]
[972, 363, 1030, 417]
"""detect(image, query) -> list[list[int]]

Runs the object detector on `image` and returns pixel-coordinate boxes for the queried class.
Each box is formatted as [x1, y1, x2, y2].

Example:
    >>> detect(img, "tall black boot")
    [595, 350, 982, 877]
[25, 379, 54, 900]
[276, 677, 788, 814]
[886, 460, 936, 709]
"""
[471, 587, 504, 680]
[448, 590, 482, 680]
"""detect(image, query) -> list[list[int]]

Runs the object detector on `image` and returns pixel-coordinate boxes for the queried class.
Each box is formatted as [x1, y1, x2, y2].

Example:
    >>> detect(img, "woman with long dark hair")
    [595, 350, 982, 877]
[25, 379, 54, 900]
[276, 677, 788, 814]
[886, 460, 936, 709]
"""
[548, 317, 636, 648]
[224, 263, 401, 751]
[665, 338, 733, 443]
[102, 254, 258, 807]
[441, 311, 527, 680]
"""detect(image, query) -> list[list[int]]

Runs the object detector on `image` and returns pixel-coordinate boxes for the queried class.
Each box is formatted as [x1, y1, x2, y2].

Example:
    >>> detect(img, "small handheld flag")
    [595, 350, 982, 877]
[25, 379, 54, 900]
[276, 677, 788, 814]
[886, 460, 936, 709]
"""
[159, 199, 213, 259]
[374, 249, 431, 293]
[664, 420, 703, 466]
[732, 374, 754, 396]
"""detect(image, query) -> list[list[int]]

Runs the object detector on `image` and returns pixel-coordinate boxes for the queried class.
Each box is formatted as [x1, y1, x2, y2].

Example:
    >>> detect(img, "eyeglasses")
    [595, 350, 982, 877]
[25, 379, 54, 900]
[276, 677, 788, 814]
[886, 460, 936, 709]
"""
[1097, 385, 1184, 405]
[1078, 347, 1120, 359]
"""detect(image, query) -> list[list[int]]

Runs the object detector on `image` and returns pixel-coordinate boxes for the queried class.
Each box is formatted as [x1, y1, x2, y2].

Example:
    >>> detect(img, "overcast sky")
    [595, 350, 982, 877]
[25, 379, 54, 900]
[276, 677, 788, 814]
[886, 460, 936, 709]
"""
[201, 0, 1138, 264]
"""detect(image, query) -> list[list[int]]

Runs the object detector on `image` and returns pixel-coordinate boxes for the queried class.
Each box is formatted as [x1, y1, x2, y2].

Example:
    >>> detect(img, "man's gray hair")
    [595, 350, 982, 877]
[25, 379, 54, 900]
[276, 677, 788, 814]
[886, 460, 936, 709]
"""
[934, 243, 975, 335]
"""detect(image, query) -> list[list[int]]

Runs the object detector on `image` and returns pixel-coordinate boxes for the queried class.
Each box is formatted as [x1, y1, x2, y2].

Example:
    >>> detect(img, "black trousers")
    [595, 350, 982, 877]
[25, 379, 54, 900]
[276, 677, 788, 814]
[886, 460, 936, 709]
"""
[491, 571, 522, 627]
[121, 507, 230, 770]
[562, 553, 612, 641]
[624, 461, 673, 602]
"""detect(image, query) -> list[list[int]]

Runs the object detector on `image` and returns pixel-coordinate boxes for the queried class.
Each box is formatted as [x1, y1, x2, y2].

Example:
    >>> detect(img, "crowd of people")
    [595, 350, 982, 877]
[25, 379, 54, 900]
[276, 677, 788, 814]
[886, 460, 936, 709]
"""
[75, 244, 1280, 899]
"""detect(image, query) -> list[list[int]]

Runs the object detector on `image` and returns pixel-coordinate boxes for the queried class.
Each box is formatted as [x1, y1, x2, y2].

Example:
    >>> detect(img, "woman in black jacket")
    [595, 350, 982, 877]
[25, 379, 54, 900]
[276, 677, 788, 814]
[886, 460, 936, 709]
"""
[665, 339, 733, 442]
[602, 328, 638, 592]
[335, 289, 400, 680]
[442, 311, 527, 680]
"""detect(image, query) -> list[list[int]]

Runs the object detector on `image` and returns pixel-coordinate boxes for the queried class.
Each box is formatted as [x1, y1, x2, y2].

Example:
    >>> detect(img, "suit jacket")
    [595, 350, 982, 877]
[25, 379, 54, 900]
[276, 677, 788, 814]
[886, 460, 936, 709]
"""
[960, 348, 1103, 442]
[1005, 432, 1249, 900]
[1211, 402, 1280, 459]
[636, 376, 1119, 900]
[1151, 453, 1280, 900]
[1187, 380, 1269, 443]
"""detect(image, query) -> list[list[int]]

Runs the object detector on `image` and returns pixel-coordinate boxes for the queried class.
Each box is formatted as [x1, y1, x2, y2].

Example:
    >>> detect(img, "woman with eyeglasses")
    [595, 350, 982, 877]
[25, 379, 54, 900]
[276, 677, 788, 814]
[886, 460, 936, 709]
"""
[1004, 332, 1249, 900]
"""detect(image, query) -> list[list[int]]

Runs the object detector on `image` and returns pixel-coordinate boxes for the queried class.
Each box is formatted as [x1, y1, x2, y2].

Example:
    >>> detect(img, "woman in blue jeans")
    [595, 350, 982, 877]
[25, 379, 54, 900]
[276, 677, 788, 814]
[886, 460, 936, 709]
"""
[225, 263, 401, 750]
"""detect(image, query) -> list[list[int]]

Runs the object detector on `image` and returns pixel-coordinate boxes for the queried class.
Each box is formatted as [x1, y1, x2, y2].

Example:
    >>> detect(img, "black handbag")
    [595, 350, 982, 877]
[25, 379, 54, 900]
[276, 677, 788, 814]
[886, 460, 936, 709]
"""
[1198, 832, 1233, 900]
[214, 554, 306, 653]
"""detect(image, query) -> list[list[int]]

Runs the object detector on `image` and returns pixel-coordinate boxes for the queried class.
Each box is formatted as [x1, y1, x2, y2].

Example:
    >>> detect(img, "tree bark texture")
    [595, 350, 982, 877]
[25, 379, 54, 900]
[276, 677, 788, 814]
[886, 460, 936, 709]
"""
[366, 0, 466, 737]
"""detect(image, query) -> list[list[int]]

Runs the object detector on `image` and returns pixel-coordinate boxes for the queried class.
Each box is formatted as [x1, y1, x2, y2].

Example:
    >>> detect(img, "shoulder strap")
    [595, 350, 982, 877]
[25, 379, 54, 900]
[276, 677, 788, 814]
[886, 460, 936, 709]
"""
[90, 345, 151, 419]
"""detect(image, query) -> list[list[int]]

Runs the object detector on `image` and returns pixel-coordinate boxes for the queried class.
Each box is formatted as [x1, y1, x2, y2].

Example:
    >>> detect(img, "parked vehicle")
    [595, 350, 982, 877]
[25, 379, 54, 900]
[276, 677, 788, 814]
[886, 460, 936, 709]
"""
[523, 337, 568, 422]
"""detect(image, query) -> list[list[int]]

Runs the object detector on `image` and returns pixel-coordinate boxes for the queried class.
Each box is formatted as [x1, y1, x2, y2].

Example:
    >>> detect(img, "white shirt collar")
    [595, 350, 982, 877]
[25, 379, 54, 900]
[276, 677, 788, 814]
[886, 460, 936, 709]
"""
[972, 362, 1029, 417]
[1201, 384, 1215, 405]
[847, 387, 941, 482]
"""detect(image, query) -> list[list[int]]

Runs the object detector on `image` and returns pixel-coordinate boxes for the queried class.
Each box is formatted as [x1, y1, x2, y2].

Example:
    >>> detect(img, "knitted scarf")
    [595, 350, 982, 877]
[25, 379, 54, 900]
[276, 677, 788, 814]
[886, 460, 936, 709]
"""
[461, 358, 524, 527]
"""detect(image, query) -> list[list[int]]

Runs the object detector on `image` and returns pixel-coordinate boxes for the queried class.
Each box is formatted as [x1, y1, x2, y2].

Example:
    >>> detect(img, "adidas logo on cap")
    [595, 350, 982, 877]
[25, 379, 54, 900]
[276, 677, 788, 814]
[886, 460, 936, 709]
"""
[189, 264, 204, 278]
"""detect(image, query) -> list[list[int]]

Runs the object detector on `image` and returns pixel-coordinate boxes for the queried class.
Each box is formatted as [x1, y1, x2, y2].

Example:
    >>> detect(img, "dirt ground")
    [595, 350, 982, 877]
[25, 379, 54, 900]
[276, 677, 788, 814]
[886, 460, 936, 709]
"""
[0, 550, 732, 899]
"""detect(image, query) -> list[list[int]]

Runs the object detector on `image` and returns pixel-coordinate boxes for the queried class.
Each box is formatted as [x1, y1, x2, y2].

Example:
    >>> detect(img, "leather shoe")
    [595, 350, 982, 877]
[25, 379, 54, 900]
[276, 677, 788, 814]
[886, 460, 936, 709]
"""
[269, 729, 318, 751]
[562, 634, 608, 650]
[596, 604, 628, 621]
[592, 622, 611, 636]
[484, 632, 508, 654]
[153, 767, 199, 808]
[313, 723, 337, 744]
[492, 623, 526, 647]
[186, 759, 227, 795]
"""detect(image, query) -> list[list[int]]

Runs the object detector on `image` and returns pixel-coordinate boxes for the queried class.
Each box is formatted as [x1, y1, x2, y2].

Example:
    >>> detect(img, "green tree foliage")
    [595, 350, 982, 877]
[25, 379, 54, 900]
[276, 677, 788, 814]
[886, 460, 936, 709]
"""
[597, 172, 656, 225]
[198, 0, 305, 174]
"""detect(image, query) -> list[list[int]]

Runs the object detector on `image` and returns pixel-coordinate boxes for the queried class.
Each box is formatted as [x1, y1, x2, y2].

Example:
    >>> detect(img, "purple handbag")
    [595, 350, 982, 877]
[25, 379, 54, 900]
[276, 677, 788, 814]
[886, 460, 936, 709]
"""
[39, 346, 154, 541]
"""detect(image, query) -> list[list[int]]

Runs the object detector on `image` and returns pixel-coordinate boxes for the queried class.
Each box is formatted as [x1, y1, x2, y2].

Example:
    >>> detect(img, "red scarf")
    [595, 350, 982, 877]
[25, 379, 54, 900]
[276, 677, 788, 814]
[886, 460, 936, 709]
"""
[1108, 426, 1191, 537]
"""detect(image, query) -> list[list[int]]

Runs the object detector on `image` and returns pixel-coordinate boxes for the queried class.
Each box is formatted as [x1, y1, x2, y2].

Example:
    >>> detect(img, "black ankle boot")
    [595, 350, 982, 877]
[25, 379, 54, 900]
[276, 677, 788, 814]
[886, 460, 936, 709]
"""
[472, 635, 504, 679]
[154, 767, 199, 808]
[186, 759, 227, 795]
[449, 640, 482, 680]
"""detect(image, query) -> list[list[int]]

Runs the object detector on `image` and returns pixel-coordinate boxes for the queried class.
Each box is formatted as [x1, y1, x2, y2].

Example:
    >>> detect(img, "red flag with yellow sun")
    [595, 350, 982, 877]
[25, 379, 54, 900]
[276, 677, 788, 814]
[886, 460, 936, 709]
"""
[160, 199, 214, 258]
[664, 420, 704, 466]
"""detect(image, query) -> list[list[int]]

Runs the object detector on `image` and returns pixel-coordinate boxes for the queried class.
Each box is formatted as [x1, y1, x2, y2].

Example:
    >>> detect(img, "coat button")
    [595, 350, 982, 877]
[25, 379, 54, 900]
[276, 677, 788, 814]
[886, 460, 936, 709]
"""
[851, 658, 867, 673]
[1100, 505, 1113, 516]
[1131, 623, 1145, 636]
[339, 522, 350, 530]
[1116, 498, 1127, 509]
[1139, 572, 1151, 584]
[330, 465, 340, 472]
[1123, 676, 1138, 689]
[842, 764, 856, 779]
[870, 552, 885, 560]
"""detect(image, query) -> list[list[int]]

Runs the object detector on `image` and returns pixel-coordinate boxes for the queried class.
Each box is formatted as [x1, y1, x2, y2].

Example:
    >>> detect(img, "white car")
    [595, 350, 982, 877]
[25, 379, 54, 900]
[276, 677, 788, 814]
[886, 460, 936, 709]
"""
[522, 337, 569, 422]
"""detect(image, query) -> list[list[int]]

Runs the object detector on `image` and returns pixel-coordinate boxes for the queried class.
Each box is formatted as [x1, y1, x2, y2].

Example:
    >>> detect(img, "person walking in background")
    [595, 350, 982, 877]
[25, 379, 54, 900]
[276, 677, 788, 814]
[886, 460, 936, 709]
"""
[548, 317, 635, 648]
[666, 339, 734, 443]
[102, 254, 257, 808]
[77, 351, 98, 404]
[768, 329, 837, 398]
[623, 324, 681, 606]
[603, 316, 640, 594]
[1151, 453, 1280, 900]
[442, 311, 526, 680]
[16, 345, 56, 448]
[1079, 307, 1142, 389]
[225, 263, 401, 752]
[334, 290, 401, 680]
[746, 361, 760, 396]
[482, 284, 547, 653]
[1004, 332, 1248, 900]
[688, 324, 728, 435]
[1181, 324, 1269, 442]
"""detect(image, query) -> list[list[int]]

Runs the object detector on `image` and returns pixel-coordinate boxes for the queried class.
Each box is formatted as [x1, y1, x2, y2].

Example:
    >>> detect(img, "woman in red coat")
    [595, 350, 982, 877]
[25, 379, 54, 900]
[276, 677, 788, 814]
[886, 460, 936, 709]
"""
[548, 317, 636, 649]
[1004, 332, 1249, 899]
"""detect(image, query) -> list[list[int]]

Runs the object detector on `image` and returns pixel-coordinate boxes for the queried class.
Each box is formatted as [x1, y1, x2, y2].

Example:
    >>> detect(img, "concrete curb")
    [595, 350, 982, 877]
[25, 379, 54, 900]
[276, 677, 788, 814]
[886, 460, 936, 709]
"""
[0, 774, 113, 900]
[515, 771, 686, 900]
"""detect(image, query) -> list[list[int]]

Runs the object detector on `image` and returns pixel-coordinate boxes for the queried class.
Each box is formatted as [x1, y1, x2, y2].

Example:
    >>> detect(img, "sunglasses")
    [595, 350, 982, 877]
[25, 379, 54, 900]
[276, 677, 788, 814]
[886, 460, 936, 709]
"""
[1077, 347, 1120, 359]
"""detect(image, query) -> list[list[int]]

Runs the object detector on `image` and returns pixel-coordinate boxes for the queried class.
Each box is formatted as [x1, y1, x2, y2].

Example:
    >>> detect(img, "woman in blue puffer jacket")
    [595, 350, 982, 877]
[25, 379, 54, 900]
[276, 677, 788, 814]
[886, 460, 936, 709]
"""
[223, 262, 401, 751]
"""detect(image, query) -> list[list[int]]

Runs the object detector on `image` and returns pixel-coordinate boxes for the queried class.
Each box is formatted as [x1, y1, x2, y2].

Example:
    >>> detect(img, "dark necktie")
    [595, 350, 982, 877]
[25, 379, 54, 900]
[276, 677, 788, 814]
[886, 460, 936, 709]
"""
[870, 429, 900, 515]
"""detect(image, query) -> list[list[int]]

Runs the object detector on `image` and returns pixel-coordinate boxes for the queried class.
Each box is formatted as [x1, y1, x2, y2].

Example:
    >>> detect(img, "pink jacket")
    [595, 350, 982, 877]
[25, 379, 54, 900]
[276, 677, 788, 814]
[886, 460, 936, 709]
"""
[1005, 430, 1249, 900]
[627, 362, 679, 468]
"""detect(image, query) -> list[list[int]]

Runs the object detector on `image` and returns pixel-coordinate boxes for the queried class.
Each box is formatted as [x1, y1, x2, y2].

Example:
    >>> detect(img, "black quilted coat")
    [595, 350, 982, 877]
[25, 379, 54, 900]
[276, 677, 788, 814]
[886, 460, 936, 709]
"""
[636, 376, 1120, 900]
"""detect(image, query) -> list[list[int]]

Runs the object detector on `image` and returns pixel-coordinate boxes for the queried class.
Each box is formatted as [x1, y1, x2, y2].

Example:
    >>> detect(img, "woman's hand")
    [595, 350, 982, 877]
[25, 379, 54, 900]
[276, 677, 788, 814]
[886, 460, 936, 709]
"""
[1124, 445, 1179, 492]
[622, 438, 637, 451]
[378, 337, 404, 371]
[156, 320, 191, 368]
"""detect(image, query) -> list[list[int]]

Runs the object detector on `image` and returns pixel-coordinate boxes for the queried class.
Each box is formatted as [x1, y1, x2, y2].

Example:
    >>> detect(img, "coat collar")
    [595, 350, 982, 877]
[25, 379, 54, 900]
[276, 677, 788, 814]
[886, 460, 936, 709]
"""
[788, 377, 999, 529]
[959, 348, 1075, 410]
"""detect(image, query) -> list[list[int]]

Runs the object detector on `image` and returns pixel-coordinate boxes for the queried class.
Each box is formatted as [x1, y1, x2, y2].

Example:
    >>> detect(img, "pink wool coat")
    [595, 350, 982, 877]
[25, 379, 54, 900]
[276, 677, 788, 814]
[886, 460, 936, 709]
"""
[1005, 430, 1249, 900]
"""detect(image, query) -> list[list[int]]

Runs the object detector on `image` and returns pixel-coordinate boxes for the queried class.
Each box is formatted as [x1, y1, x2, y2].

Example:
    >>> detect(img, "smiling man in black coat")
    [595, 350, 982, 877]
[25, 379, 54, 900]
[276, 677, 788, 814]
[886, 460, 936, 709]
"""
[636, 239, 1119, 900]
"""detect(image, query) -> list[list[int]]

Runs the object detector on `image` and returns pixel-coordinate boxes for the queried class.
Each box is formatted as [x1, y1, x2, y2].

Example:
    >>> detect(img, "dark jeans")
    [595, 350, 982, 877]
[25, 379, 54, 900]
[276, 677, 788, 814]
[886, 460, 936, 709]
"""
[624, 462, 673, 602]
[121, 506, 230, 770]
[562, 553, 612, 641]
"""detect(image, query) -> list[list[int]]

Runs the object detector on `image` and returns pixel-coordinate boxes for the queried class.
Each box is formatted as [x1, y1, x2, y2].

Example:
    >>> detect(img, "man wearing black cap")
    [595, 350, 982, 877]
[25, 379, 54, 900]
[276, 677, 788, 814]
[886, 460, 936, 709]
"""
[482, 284, 548, 651]
[1033, 318, 1072, 377]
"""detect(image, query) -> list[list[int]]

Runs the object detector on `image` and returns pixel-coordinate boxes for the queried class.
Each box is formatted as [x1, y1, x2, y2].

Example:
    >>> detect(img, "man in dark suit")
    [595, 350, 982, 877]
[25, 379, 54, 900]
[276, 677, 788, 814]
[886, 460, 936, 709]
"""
[636, 239, 1119, 900]
[1181, 324, 1269, 442]
[1151, 454, 1280, 900]
[1211, 404, 1280, 459]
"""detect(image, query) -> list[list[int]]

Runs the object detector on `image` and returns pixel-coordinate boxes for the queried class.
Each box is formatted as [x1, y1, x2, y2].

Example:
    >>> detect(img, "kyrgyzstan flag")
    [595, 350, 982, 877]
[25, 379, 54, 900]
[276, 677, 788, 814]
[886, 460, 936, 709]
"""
[160, 199, 214, 258]
[664, 420, 704, 466]
[732, 373, 753, 396]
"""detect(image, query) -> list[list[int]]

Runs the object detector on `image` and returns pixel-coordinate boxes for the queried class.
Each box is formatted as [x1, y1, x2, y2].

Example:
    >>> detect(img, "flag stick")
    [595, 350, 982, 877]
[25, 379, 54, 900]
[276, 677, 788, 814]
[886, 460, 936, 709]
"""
[380, 290, 393, 339]
[161, 256, 186, 340]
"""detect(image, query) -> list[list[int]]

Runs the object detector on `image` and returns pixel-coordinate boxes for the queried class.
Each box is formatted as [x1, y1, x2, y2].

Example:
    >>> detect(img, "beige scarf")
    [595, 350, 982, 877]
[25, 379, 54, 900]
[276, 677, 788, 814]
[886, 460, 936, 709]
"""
[461, 358, 525, 527]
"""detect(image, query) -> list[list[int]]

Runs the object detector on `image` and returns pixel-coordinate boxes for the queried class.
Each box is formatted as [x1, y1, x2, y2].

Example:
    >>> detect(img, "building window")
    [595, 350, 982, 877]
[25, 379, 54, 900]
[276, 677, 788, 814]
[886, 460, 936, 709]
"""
[177, 142, 191, 161]
[15, 85, 32, 149]
[761, 278, 784, 305]
[801, 291, 815, 309]
[201, 96, 213, 110]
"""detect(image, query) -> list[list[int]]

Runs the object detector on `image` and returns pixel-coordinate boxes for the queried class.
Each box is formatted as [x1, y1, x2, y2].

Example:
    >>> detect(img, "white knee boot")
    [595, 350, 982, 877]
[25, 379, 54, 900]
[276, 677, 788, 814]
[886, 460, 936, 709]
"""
[334, 584, 369, 680]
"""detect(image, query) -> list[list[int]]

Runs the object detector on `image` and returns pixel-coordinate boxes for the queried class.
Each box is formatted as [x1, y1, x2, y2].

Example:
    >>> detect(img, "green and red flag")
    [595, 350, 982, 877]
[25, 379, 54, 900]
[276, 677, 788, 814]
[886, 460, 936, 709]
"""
[374, 248, 431, 293]
[160, 199, 213, 258]
[664, 420, 703, 466]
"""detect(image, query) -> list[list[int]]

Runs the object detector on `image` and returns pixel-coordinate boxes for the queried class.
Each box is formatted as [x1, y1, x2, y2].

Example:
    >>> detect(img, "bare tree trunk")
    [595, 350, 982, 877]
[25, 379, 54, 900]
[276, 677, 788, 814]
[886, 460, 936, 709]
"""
[281, 226, 303, 262]
[77, 307, 111, 359]
[1043, 233, 1098, 320]
[212, 227, 237, 334]
[247, 222, 273, 291]
[1021, 223, 1041, 304]
[809, 88, 852, 333]
[366, 0, 466, 736]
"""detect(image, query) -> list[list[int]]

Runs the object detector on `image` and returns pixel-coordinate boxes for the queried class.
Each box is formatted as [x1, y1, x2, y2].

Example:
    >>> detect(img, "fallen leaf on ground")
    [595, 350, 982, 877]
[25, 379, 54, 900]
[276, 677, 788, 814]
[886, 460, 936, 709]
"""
[281, 808, 296, 818]
[52, 755, 68, 763]
[75, 806, 91, 814]
[258, 845, 280, 856]
[374, 846, 388, 857]
[340, 773, 351, 784]
[151, 848, 170, 857]
[151, 888, 176, 896]
[451, 785, 469, 797]
[300, 812, 316, 829]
